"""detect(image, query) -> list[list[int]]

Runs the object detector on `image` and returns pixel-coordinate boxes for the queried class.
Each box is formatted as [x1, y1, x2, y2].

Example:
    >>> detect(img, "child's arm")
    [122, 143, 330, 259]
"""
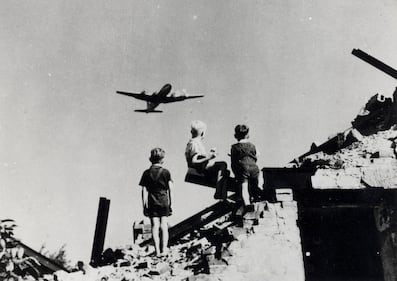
[141, 186, 148, 208]
[168, 180, 173, 210]
[191, 151, 216, 164]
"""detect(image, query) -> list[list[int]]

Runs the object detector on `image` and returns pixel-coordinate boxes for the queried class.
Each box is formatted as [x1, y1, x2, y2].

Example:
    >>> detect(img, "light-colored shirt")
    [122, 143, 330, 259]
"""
[185, 137, 207, 168]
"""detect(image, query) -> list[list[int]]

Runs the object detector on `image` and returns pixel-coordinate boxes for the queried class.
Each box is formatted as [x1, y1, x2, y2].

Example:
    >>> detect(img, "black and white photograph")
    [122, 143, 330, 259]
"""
[1, 1, 397, 280]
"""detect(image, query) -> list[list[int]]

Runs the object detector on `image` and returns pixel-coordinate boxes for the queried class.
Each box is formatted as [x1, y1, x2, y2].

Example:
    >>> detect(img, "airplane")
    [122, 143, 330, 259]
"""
[116, 84, 204, 113]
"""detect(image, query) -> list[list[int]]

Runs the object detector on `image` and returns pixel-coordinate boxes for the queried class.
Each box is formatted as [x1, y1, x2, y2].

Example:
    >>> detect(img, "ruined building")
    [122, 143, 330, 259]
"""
[261, 87, 397, 281]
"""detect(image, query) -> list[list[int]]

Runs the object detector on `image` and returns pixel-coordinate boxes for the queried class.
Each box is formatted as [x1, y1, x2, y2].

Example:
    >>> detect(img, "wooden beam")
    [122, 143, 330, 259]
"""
[139, 194, 239, 247]
[90, 197, 110, 267]
[352, 49, 397, 80]
[16, 240, 70, 273]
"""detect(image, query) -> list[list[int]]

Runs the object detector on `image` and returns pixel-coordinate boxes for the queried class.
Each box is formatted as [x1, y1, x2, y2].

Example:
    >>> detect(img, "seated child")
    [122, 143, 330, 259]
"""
[139, 148, 173, 257]
[231, 124, 261, 208]
[185, 120, 229, 200]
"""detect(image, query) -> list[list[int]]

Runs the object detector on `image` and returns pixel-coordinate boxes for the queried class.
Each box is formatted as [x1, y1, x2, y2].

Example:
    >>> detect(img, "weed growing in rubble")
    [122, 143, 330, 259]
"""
[0, 219, 41, 280]
[39, 243, 72, 271]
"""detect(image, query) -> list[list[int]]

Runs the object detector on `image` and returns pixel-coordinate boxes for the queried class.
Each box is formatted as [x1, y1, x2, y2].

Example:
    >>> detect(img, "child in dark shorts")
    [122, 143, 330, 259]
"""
[139, 148, 173, 257]
[231, 124, 261, 208]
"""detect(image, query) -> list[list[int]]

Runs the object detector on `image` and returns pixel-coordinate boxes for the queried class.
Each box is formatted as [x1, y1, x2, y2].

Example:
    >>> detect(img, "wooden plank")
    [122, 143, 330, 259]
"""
[16, 240, 70, 273]
[352, 49, 397, 80]
[139, 194, 239, 247]
[90, 197, 110, 266]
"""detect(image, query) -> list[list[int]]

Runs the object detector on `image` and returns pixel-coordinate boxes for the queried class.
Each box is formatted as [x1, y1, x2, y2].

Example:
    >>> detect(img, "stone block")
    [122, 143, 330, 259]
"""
[116, 260, 131, 267]
[280, 201, 297, 209]
[311, 169, 338, 189]
[243, 210, 259, 220]
[208, 264, 227, 274]
[260, 210, 274, 219]
[185, 273, 220, 281]
[202, 246, 216, 256]
[228, 226, 248, 241]
[362, 164, 397, 189]
[149, 262, 171, 275]
[242, 219, 255, 231]
[171, 267, 192, 279]
[205, 254, 216, 263]
[335, 173, 362, 189]
[142, 233, 152, 240]
[135, 261, 148, 269]
[275, 189, 293, 202]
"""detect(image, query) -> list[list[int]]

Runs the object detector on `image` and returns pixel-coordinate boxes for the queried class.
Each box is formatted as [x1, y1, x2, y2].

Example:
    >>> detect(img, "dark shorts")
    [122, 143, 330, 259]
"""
[147, 194, 171, 217]
[234, 163, 260, 182]
[148, 205, 171, 217]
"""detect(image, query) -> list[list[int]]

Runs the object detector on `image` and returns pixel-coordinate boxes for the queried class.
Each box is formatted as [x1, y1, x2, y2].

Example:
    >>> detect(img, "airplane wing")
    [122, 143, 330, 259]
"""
[183, 95, 204, 100]
[116, 91, 149, 101]
[134, 109, 163, 113]
[162, 95, 204, 103]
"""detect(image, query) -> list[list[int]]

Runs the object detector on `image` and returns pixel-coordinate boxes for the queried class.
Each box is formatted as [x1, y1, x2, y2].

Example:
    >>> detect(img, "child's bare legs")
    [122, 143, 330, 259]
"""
[241, 179, 251, 206]
[150, 217, 161, 256]
[160, 216, 169, 254]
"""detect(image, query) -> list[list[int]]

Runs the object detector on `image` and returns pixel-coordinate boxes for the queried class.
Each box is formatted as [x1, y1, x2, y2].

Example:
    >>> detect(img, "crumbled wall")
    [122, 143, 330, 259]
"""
[303, 128, 397, 189]
[208, 201, 305, 281]
[52, 200, 305, 281]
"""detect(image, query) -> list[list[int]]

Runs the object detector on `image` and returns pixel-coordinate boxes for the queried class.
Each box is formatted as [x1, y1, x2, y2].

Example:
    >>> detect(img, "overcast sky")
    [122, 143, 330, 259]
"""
[1, 0, 397, 263]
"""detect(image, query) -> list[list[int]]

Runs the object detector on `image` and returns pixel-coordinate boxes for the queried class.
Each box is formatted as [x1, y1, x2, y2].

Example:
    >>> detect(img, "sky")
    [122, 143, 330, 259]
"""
[1, 0, 397, 264]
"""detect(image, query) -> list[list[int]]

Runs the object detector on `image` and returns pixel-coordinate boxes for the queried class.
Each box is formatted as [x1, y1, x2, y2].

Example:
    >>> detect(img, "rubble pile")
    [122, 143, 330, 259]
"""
[301, 127, 397, 170]
[45, 199, 304, 281]
[299, 90, 397, 189]
[53, 222, 218, 281]
[352, 90, 397, 136]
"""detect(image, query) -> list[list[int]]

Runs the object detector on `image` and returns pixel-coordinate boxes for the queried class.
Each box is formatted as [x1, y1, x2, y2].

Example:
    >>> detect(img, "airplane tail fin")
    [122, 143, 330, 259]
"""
[134, 109, 163, 113]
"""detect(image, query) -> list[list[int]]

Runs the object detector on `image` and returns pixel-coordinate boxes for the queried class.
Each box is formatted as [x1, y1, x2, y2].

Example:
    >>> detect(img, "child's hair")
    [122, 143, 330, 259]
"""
[149, 147, 165, 164]
[190, 120, 207, 137]
[234, 124, 249, 140]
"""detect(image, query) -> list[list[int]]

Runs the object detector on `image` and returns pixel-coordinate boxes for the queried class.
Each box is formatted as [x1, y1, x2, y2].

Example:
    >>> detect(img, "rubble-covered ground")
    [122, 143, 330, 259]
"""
[43, 200, 304, 281]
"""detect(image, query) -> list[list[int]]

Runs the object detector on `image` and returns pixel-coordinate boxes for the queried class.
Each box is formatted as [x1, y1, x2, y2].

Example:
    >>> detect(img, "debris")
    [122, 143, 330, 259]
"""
[275, 189, 293, 202]
[148, 262, 171, 275]
[134, 261, 148, 270]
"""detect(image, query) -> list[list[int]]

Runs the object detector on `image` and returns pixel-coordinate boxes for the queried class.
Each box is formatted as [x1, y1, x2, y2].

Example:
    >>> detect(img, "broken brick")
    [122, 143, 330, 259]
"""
[202, 246, 216, 256]
[275, 189, 293, 202]
[134, 261, 148, 270]
[148, 262, 170, 275]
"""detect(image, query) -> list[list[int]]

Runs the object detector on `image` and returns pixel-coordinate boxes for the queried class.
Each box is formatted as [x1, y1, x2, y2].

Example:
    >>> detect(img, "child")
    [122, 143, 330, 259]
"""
[185, 120, 229, 201]
[230, 124, 261, 208]
[139, 148, 173, 257]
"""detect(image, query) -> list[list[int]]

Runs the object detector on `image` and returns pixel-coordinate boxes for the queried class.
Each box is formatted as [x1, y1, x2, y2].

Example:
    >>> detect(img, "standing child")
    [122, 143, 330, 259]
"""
[139, 148, 173, 257]
[230, 124, 261, 209]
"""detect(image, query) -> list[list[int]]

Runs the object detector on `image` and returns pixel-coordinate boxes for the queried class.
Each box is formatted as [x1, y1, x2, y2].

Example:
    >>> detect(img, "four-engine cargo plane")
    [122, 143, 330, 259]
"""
[116, 84, 204, 113]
